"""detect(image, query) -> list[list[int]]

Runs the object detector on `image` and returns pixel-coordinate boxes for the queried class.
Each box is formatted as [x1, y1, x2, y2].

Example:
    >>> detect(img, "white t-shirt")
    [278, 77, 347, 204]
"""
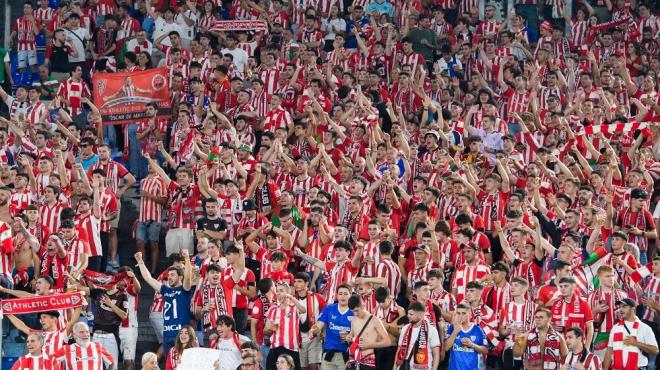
[63, 27, 89, 63]
[215, 334, 250, 370]
[125, 39, 154, 55]
[175, 11, 198, 40]
[153, 18, 183, 47]
[220, 47, 249, 73]
[607, 319, 658, 367]
[397, 321, 441, 370]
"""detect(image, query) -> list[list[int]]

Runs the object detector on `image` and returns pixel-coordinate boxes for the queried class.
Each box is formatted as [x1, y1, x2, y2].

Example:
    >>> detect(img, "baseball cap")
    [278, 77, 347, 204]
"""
[243, 199, 257, 211]
[615, 298, 637, 308]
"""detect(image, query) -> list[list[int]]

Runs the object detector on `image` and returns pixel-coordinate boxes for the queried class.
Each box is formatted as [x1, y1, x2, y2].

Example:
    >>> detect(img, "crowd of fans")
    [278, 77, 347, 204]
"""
[0, 0, 659, 370]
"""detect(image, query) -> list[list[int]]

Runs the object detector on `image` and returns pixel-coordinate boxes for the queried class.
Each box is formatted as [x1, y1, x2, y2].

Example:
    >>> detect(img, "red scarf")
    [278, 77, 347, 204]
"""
[612, 320, 639, 370]
[396, 320, 429, 366]
[202, 283, 231, 330]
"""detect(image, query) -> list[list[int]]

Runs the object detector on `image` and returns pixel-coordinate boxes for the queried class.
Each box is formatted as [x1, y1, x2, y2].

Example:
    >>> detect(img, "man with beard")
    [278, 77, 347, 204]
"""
[396, 301, 442, 370]
[10, 213, 40, 290]
[445, 303, 489, 370]
[603, 298, 658, 370]
[194, 259, 242, 341]
[11, 333, 58, 370]
[196, 198, 228, 241]
[54, 322, 115, 370]
[562, 328, 601, 370]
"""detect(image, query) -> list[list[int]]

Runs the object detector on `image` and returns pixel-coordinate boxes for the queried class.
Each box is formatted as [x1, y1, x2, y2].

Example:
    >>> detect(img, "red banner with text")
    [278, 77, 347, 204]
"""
[209, 20, 269, 32]
[92, 67, 171, 125]
[1, 292, 85, 315]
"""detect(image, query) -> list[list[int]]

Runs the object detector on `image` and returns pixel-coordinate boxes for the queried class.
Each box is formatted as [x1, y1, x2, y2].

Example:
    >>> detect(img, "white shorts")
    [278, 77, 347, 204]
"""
[119, 326, 138, 361]
[149, 311, 164, 343]
[17, 50, 37, 69]
[165, 228, 194, 257]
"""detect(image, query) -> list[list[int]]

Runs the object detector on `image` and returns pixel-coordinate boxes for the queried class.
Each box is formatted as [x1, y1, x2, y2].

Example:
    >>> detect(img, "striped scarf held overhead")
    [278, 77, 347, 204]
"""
[612, 321, 639, 370]
[579, 121, 650, 135]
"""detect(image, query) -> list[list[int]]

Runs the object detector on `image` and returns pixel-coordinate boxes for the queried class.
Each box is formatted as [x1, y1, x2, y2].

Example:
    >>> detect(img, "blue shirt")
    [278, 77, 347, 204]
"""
[318, 304, 354, 351]
[77, 154, 99, 171]
[446, 324, 488, 370]
[160, 284, 194, 337]
[365, 1, 394, 17]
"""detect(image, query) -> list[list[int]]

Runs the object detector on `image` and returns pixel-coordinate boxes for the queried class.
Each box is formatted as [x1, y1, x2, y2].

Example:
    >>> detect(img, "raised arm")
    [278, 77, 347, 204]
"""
[134, 252, 163, 291]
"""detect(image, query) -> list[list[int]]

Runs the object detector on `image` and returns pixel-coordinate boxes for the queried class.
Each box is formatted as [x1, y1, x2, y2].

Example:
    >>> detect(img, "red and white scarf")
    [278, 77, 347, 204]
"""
[201, 283, 231, 331]
[396, 320, 429, 366]
[612, 320, 639, 370]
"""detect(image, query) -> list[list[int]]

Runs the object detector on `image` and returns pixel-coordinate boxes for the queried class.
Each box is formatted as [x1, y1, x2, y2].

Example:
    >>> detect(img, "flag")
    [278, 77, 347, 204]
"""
[574, 247, 609, 296]
[92, 67, 172, 125]
[630, 263, 653, 285]
[1, 292, 85, 315]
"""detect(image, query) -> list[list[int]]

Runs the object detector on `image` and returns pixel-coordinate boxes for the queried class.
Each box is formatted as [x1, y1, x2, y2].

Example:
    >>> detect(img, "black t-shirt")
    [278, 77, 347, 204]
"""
[48, 45, 71, 73]
[92, 290, 127, 332]
[196, 216, 228, 234]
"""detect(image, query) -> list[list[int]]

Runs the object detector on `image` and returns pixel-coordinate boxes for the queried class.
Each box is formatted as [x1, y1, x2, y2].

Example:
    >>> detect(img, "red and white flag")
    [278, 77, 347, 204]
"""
[580, 121, 648, 135]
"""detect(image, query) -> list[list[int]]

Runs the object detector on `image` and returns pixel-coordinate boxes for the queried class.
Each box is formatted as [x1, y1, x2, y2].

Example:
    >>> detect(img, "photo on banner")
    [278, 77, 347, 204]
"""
[92, 67, 172, 125]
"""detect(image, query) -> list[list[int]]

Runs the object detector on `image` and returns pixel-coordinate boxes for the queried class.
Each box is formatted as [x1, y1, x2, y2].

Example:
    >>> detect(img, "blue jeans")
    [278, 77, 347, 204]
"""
[260, 344, 270, 369]
[127, 123, 148, 180]
[163, 335, 176, 357]
[104, 125, 117, 154]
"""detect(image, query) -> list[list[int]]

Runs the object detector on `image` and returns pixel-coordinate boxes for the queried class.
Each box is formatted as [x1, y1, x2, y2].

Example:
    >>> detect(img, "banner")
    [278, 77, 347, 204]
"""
[579, 121, 652, 135]
[1, 292, 84, 315]
[209, 20, 268, 32]
[92, 67, 172, 125]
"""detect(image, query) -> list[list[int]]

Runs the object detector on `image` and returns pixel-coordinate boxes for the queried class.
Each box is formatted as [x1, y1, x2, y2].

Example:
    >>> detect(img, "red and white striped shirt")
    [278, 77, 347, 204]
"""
[118, 16, 140, 40]
[88, 160, 130, 194]
[149, 272, 168, 313]
[375, 258, 402, 299]
[360, 241, 381, 277]
[452, 262, 491, 303]
[25, 101, 47, 124]
[504, 88, 531, 121]
[257, 66, 280, 95]
[57, 78, 90, 117]
[265, 302, 301, 350]
[324, 260, 358, 302]
[482, 283, 513, 319]
[11, 353, 59, 370]
[398, 52, 425, 74]
[139, 176, 167, 222]
[35, 7, 56, 25]
[98, 190, 118, 233]
[95, 0, 117, 15]
[13, 16, 40, 51]
[642, 275, 660, 322]
[35, 329, 69, 357]
[498, 300, 538, 349]
[75, 213, 102, 257]
[54, 342, 114, 370]
[263, 106, 293, 133]
[563, 351, 601, 370]
[63, 234, 90, 269]
[477, 190, 509, 232]
[10, 189, 33, 217]
[41, 203, 64, 235]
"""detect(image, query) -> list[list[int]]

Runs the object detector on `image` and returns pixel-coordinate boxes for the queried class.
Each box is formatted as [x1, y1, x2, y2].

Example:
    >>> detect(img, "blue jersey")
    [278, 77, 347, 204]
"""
[318, 304, 354, 351]
[160, 284, 194, 338]
[446, 324, 488, 370]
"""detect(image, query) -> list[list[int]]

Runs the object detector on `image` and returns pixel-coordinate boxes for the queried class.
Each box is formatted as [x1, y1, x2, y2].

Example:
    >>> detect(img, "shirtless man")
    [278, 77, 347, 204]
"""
[11, 214, 41, 291]
[374, 287, 405, 367]
[0, 186, 13, 224]
[346, 295, 391, 370]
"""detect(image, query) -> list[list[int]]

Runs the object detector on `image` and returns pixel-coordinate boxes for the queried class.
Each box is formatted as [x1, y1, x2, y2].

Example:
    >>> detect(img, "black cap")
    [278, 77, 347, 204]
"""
[243, 199, 257, 211]
[615, 298, 637, 308]
[189, 77, 202, 84]
[630, 188, 648, 199]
